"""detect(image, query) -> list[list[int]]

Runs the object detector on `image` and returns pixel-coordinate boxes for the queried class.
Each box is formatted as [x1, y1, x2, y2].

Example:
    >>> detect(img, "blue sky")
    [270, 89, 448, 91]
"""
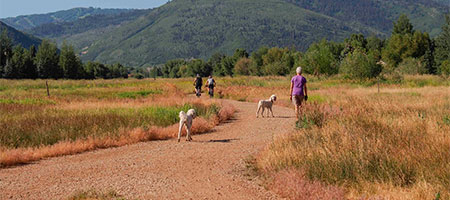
[0, 0, 168, 18]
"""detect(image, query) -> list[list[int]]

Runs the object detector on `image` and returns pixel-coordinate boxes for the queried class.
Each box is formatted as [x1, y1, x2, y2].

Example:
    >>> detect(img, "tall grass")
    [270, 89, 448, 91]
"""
[0, 78, 235, 167]
[257, 87, 450, 199]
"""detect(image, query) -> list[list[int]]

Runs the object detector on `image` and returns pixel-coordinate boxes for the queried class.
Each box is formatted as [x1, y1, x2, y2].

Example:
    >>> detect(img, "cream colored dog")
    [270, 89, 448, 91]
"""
[178, 109, 196, 142]
[256, 94, 276, 118]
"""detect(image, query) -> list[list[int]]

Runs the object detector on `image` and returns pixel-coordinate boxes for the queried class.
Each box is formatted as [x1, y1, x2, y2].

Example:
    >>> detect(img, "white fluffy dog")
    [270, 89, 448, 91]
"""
[256, 95, 276, 118]
[178, 109, 196, 142]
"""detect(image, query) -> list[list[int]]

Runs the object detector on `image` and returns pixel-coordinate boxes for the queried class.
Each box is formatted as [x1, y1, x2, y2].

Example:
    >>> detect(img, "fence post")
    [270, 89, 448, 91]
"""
[46, 81, 50, 97]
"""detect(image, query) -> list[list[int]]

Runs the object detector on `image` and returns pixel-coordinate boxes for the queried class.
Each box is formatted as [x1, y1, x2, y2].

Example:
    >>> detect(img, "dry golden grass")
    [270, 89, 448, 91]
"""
[256, 86, 450, 199]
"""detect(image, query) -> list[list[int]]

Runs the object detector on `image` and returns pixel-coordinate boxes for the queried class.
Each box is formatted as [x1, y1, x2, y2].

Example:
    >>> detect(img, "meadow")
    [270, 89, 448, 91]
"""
[1, 75, 449, 200]
[0, 78, 235, 166]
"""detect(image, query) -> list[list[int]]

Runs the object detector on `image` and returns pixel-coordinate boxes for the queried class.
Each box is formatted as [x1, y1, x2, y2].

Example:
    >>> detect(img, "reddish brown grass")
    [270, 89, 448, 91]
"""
[270, 169, 346, 200]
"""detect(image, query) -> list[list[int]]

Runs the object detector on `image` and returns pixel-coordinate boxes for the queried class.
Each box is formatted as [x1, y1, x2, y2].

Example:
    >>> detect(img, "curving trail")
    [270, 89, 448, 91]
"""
[0, 99, 296, 200]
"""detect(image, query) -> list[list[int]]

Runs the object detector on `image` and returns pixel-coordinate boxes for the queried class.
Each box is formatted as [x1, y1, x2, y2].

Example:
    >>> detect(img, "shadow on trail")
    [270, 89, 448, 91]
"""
[192, 138, 240, 143]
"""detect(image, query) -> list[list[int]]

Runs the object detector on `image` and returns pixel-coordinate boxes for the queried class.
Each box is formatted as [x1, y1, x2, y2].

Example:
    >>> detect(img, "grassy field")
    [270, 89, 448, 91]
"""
[0, 78, 235, 166]
[1, 75, 449, 199]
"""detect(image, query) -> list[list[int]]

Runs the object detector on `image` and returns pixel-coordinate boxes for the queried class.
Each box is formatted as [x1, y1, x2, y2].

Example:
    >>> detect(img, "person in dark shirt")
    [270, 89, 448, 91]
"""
[193, 74, 203, 97]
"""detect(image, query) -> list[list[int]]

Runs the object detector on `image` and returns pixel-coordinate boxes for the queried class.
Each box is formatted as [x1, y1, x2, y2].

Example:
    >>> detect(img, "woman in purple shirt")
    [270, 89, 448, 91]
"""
[290, 67, 308, 119]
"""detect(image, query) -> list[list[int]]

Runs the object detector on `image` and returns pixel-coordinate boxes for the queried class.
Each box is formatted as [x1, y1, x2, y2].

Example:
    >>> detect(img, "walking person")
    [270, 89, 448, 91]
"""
[290, 67, 308, 119]
[193, 74, 203, 97]
[205, 75, 216, 98]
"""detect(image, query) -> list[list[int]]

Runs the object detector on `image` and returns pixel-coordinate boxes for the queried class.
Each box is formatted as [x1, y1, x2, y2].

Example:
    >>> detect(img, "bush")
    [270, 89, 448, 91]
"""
[339, 49, 381, 79]
[439, 60, 450, 77]
[233, 57, 253, 76]
[397, 57, 427, 75]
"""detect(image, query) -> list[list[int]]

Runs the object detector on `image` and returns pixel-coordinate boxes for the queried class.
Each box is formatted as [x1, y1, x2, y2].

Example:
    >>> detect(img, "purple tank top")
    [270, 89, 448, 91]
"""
[291, 75, 307, 96]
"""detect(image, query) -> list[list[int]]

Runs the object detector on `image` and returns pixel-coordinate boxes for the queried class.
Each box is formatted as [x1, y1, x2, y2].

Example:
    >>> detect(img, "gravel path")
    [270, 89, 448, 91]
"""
[0, 99, 296, 200]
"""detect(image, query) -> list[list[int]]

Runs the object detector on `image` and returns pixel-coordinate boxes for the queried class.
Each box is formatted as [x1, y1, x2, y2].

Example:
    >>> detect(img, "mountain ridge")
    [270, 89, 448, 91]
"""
[0, 21, 41, 49]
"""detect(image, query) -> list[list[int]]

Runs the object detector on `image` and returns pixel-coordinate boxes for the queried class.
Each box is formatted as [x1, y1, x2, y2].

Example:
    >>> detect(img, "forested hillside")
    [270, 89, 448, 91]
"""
[1, 7, 132, 30]
[78, 0, 447, 66]
[0, 22, 41, 49]
[82, 0, 380, 66]
[2, 0, 448, 67]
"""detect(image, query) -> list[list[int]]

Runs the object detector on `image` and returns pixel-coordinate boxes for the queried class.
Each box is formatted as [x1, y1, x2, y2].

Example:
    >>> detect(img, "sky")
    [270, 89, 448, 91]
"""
[0, 0, 168, 18]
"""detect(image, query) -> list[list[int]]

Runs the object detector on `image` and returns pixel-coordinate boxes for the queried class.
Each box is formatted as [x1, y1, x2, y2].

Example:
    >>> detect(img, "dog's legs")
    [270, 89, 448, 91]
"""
[178, 121, 184, 142]
[261, 107, 265, 118]
[256, 104, 261, 118]
[270, 107, 274, 117]
[186, 123, 192, 141]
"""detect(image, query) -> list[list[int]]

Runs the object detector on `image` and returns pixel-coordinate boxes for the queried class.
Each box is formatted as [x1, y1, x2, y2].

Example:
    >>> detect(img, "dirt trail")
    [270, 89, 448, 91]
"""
[0, 99, 296, 200]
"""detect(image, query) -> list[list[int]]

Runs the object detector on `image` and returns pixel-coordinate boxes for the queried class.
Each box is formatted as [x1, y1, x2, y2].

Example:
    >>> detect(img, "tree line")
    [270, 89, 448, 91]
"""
[143, 14, 449, 79]
[1, 14, 449, 80]
[0, 32, 128, 79]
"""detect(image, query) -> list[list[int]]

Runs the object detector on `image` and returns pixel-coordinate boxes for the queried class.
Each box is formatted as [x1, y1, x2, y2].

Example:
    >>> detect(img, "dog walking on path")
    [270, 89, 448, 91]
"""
[256, 95, 277, 118]
[178, 109, 196, 142]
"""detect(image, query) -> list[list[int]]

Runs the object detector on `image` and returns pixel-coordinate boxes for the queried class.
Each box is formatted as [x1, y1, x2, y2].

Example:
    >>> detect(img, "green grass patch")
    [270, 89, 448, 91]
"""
[0, 103, 220, 149]
[117, 90, 162, 99]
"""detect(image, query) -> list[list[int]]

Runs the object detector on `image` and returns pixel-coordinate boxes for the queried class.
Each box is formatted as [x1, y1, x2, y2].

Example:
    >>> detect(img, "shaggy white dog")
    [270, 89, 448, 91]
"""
[178, 109, 196, 142]
[256, 94, 276, 118]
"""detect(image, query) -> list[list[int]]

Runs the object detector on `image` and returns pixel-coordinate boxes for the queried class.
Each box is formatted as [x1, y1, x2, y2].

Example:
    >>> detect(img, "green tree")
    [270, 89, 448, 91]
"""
[59, 42, 83, 79]
[84, 61, 109, 79]
[0, 30, 13, 77]
[300, 39, 338, 76]
[221, 56, 235, 77]
[439, 60, 450, 77]
[35, 40, 61, 79]
[162, 59, 185, 78]
[5, 45, 25, 79]
[234, 57, 253, 76]
[393, 14, 413, 35]
[435, 15, 450, 69]
[249, 46, 269, 76]
[22, 48, 38, 79]
[208, 53, 225, 76]
[339, 49, 382, 79]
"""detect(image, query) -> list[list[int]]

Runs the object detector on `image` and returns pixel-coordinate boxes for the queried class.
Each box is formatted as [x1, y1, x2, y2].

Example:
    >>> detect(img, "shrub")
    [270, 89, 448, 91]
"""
[439, 60, 450, 77]
[233, 57, 253, 76]
[397, 57, 428, 75]
[339, 49, 382, 79]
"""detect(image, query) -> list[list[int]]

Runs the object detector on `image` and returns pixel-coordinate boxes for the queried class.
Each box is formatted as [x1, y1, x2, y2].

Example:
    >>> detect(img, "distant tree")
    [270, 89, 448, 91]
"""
[234, 57, 253, 76]
[35, 40, 61, 79]
[366, 36, 383, 54]
[84, 61, 109, 79]
[0, 30, 13, 76]
[393, 14, 413, 35]
[300, 39, 338, 76]
[162, 59, 185, 78]
[382, 31, 430, 69]
[5, 45, 25, 79]
[435, 15, 450, 70]
[439, 60, 450, 76]
[187, 59, 210, 77]
[233, 48, 249, 60]
[108, 63, 128, 78]
[22, 48, 38, 79]
[249, 46, 269, 76]
[339, 49, 381, 79]
[261, 47, 294, 76]
[59, 42, 83, 79]
[149, 66, 162, 79]
[208, 53, 225, 76]
[396, 57, 427, 75]
[220, 56, 235, 77]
